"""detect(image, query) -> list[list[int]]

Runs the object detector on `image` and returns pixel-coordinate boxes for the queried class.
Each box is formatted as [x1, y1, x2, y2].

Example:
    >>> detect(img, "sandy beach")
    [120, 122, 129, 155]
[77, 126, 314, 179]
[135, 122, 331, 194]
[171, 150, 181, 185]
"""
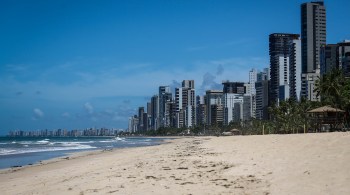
[1, 132, 349, 195]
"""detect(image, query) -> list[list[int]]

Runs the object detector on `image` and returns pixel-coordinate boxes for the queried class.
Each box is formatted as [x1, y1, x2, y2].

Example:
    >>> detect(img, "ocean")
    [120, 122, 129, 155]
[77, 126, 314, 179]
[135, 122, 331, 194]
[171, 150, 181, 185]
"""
[0, 136, 167, 169]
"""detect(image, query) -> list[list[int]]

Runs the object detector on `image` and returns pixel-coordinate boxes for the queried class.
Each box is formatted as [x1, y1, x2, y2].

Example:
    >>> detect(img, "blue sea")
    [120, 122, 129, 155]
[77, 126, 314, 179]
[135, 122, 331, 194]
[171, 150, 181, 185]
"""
[0, 136, 166, 169]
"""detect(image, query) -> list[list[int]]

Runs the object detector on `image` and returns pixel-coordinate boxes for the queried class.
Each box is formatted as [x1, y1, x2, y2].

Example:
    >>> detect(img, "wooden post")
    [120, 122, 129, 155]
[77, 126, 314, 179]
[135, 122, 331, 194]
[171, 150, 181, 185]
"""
[304, 124, 306, 134]
[263, 125, 265, 135]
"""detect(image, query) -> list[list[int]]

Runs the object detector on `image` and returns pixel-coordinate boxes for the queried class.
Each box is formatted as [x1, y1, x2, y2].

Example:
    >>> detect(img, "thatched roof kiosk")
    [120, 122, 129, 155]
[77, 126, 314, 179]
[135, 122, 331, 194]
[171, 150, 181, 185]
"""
[307, 106, 345, 131]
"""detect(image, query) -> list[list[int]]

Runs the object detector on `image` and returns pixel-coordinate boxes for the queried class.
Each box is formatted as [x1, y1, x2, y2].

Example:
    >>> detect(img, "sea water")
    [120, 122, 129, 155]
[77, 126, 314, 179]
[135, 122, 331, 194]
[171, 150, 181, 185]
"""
[0, 136, 166, 169]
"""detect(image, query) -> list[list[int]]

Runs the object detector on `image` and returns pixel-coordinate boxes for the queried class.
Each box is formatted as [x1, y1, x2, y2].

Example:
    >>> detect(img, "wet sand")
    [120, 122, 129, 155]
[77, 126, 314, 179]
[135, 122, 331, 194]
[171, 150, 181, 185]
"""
[0, 132, 349, 195]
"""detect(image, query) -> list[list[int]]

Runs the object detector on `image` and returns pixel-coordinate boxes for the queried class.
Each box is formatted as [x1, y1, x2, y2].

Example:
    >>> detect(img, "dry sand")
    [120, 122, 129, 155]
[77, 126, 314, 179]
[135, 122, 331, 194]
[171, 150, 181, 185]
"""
[0, 132, 349, 195]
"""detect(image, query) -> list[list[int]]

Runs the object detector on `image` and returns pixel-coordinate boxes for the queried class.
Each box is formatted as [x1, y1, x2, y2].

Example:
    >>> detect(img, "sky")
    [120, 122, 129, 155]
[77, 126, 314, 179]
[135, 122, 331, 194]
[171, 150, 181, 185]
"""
[0, 0, 349, 134]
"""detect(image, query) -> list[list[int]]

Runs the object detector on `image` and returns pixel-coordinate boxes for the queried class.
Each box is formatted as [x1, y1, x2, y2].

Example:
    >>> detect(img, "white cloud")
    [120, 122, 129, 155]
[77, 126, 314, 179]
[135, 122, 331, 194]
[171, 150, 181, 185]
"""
[84, 102, 94, 114]
[0, 57, 268, 100]
[0, 57, 269, 129]
[34, 108, 44, 117]
[32, 108, 44, 120]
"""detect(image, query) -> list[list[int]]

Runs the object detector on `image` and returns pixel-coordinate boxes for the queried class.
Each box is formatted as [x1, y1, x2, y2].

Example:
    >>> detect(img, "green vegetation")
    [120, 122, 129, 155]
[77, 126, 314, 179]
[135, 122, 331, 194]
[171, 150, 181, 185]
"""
[315, 68, 350, 114]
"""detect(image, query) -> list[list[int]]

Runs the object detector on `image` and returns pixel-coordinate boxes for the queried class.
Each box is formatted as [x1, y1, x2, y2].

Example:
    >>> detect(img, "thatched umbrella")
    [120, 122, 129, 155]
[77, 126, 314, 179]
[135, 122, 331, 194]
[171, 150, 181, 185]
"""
[307, 106, 345, 113]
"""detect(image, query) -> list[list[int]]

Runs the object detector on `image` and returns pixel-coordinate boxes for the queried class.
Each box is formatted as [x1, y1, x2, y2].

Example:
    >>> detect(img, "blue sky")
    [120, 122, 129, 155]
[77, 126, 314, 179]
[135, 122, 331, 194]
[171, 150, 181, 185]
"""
[0, 0, 349, 134]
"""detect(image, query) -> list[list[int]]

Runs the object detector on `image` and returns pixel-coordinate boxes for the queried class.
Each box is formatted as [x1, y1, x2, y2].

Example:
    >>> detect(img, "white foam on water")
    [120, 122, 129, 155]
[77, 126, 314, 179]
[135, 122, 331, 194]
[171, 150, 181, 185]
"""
[0, 143, 97, 156]
[36, 140, 50, 144]
[99, 140, 114, 143]
[0, 149, 17, 155]
[55, 141, 95, 144]
[115, 137, 126, 141]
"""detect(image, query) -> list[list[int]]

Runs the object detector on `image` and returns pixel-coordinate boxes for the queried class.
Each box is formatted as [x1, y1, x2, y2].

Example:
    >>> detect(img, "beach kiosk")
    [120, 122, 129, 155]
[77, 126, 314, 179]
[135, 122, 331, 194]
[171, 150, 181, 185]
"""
[307, 106, 345, 131]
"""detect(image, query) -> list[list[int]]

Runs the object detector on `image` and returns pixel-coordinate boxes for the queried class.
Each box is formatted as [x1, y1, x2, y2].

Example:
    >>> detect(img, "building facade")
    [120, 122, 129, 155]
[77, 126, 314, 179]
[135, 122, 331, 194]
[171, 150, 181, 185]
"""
[150, 95, 159, 130]
[175, 80, 196, 128]
[301, 1, 326, 73]
[222, 93, 243, 125]
[269, 33, 300, 104]
[255, 80, 270, 120]
[289, 37, 302, 101]
[300, 1, 326, 101]
[158, 86, 172, 128]
[205, 90, 223, 126]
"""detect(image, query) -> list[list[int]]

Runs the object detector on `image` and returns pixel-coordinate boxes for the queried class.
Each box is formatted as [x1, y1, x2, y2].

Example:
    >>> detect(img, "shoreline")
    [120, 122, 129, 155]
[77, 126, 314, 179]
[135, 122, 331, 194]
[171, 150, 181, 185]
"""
[0, 137, 175, 173]
[1, 132, 349, 194]
[0, 136, 174, 170]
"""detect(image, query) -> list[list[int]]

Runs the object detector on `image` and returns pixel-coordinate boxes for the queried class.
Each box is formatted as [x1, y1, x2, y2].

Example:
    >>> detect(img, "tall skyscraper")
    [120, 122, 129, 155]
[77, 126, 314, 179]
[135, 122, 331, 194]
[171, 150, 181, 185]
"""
[255, 79, 270, 120]
[249, 69, 257, 95]
[301, 1, 326, 73]
[320, 41, 350, 76]
[289, 37, 302, 101]
[269, 33, 300, 104]
[222, 81, 245, 94]
[320, 44, 339, 75]
[222, 93, 243, 125]
[205, 90, 223, 126]
[138, 107, 145, 131]
[175, 80, 196, 128]
[158, 86, 172, 128]
[150, 95, 159, 130]
[196, 95, 206, 126]
[255, 68, 270, 120]
[300, 1, 326, 101]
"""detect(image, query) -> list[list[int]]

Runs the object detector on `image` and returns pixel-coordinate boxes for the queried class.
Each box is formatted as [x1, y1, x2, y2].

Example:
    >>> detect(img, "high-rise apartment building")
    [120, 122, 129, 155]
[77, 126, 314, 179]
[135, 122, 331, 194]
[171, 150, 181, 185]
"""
[138, 107, 145, 131]
[301, 1, 326, 73]
[256, 68, 270, 120]
[320, 41, 350, 76]
[222, 81, 245, 94]
[182, 80, 195, 89]
[300, 1, 326, 101]
[289, 37, 302, 101]
[320, 44, 339, 75]
[150, 95, 159, 130]
[222, 93, 243, 125]
[196, 95, 206, 126]
[158, 86, 172, 128]
[269, 33, 300, 104]
[205, 90, 223, 126]
[175, 80, 196, 128]
[128, 115, 139, 133]
[249, 69, 257, 95]
[243, 95, 253, 121]
[255, 80, 270, 120]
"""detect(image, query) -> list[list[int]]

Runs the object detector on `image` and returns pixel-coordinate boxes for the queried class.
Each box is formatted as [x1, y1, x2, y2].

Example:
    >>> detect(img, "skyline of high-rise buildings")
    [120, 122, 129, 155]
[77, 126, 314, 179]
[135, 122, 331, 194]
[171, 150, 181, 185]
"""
[127, 0, 349, 133]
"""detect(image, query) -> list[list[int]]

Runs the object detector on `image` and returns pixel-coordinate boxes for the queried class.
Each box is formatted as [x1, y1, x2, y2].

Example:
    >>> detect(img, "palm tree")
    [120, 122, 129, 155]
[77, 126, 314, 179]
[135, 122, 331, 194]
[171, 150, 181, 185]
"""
[315, 68, 345, 108]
